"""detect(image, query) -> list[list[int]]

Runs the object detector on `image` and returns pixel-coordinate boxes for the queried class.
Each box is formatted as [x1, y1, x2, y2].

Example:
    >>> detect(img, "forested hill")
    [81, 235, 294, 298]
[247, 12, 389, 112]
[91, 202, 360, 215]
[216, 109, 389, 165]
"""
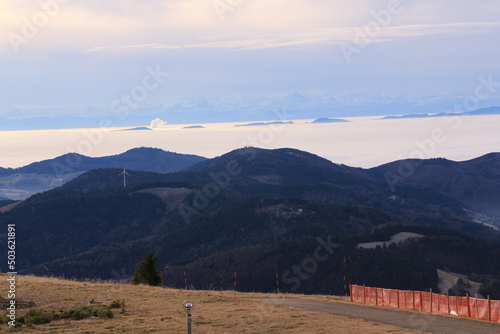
[0, 147, 206, 200]
[369, 152, 500, 217]
[1, 147, 500, 297]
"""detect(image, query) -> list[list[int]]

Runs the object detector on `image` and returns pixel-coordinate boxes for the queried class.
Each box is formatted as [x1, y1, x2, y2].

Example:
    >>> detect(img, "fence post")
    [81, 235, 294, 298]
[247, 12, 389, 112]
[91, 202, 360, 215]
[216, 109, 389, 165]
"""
[363, 284, 366, 304]
[475, 293, 479, 319]
[397, 289, 400, 309]
[467, 293, 471, 318]
[430, 288, 433, 314]
[375, 288, 378, 306]
[488, 295, 491, 322]
[234, 271, 237, 304]
[412, 290, 416, 310]
[437, 292, 440, 313]
[220, 273, 223, 295]
[420, 291, 423, 311]
[447, 291, 450, 315]
[276, 269, 280, 294]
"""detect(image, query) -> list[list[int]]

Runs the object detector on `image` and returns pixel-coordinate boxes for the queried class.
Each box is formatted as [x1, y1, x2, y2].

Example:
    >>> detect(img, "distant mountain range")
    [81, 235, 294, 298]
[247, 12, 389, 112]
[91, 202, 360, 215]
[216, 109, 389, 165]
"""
[380, 106, 500, 120]
[183, 125, 205, 129]
[120, 127, 152, 131]
[1, 147, 500, 297]
[310, 118, 349, 123]
[0, 147, 206, 200]
[2, 90, 498, 131]
[235, 121, 294, 127]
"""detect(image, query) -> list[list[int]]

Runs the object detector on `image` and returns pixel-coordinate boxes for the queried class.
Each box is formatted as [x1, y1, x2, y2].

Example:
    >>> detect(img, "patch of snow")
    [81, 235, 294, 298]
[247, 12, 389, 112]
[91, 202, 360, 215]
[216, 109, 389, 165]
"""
[357, 232, 424, 249]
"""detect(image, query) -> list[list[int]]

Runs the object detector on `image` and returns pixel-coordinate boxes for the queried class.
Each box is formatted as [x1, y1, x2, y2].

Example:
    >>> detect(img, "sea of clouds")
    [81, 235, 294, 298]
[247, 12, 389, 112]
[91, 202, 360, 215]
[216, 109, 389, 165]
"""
[1, 115, 500, 169]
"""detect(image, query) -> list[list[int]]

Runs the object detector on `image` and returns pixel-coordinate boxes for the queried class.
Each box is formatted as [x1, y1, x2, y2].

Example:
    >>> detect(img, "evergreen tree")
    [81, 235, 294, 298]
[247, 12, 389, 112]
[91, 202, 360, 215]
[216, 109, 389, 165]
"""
[131, 252, 162, 286]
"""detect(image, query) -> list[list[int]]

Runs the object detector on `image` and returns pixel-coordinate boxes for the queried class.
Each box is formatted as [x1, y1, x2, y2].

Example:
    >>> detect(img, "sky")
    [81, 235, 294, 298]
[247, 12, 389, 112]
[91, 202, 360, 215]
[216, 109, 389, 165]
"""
[1, 0, 500, 128]
[1, 1, 500, 170]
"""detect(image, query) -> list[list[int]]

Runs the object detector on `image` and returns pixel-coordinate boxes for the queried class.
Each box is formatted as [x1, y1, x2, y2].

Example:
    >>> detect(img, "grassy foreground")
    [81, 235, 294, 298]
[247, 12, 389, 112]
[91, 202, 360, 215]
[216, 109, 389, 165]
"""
[0, 274, 419, 333]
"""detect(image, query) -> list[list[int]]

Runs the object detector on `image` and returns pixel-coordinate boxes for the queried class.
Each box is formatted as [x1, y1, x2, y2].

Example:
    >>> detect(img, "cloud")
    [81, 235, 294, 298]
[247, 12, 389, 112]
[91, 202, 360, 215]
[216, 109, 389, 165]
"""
[150, 118, 168, 128]
[2, 0, 500, 121]
[85, 22, 500, 53]
[2, 0, 500, 53]
[3, 0, 500, 54]
[4, 115, 500, 169]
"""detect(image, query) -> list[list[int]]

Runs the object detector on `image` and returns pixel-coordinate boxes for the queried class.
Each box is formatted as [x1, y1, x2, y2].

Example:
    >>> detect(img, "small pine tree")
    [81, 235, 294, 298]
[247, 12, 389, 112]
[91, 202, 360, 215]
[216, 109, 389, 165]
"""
[131, 252, 162, 286]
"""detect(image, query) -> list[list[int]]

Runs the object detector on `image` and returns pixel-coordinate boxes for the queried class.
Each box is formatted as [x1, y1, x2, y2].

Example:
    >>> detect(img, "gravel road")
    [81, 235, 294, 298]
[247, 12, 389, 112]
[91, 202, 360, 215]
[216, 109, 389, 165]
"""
[252, 297, 500, 334]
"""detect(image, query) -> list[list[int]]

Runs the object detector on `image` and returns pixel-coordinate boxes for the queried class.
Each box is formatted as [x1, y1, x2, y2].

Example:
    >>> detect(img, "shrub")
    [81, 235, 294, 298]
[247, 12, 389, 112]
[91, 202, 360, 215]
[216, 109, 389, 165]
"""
[95, 307, 114, 319]
[20, 308, 54, 325]
[109, 300, 126, 309]
[15, 304, 114, 327]
[61, 306, 93, 320]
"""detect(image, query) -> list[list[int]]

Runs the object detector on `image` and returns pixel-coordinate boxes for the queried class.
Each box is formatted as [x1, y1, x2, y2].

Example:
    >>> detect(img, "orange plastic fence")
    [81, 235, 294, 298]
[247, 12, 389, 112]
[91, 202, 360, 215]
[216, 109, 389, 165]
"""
[349, 285, 500, 323]
[491, 300, 500, 322]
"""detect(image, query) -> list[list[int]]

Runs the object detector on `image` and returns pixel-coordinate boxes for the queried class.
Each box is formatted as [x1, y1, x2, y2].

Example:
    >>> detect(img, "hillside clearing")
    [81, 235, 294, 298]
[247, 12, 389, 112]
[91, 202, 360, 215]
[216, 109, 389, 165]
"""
[137, 187, 192, 211]
[0, 201, 22, 213]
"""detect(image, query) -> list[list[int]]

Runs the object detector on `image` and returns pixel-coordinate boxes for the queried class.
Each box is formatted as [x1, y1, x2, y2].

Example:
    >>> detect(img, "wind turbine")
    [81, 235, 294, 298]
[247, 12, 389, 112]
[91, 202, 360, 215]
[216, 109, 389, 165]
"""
[119, 167, 130, 189]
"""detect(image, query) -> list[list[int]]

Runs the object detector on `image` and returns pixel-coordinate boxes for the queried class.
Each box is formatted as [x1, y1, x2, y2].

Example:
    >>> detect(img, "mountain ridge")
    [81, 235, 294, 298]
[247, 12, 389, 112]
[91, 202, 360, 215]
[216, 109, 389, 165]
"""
[369, 153, 500, 217]
[2, 146, 500, 296]
[0, 147, 206, 200]
[379, 106, 500, 120]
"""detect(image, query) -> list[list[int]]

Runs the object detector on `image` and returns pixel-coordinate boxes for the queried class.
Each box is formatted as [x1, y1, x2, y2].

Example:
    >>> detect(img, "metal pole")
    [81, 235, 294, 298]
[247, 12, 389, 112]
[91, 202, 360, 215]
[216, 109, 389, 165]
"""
[186, 311, 192, 334]
[183, 300, 194, 334]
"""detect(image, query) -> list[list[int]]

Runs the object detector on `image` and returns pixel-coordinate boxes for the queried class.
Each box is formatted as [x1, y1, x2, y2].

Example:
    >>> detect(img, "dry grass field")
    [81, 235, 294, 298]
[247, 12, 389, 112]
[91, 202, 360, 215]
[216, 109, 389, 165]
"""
[0, 274, 420, 333]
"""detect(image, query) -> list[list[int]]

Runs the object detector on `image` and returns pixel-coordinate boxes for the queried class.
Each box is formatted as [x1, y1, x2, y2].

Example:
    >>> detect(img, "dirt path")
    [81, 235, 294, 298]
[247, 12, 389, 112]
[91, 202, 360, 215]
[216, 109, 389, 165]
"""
[252, 298, 500, 334]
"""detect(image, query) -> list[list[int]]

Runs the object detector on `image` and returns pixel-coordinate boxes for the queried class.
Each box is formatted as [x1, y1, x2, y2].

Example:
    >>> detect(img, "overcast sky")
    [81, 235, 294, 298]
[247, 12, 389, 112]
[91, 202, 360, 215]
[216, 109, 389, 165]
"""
[1, 0, 500, 125]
